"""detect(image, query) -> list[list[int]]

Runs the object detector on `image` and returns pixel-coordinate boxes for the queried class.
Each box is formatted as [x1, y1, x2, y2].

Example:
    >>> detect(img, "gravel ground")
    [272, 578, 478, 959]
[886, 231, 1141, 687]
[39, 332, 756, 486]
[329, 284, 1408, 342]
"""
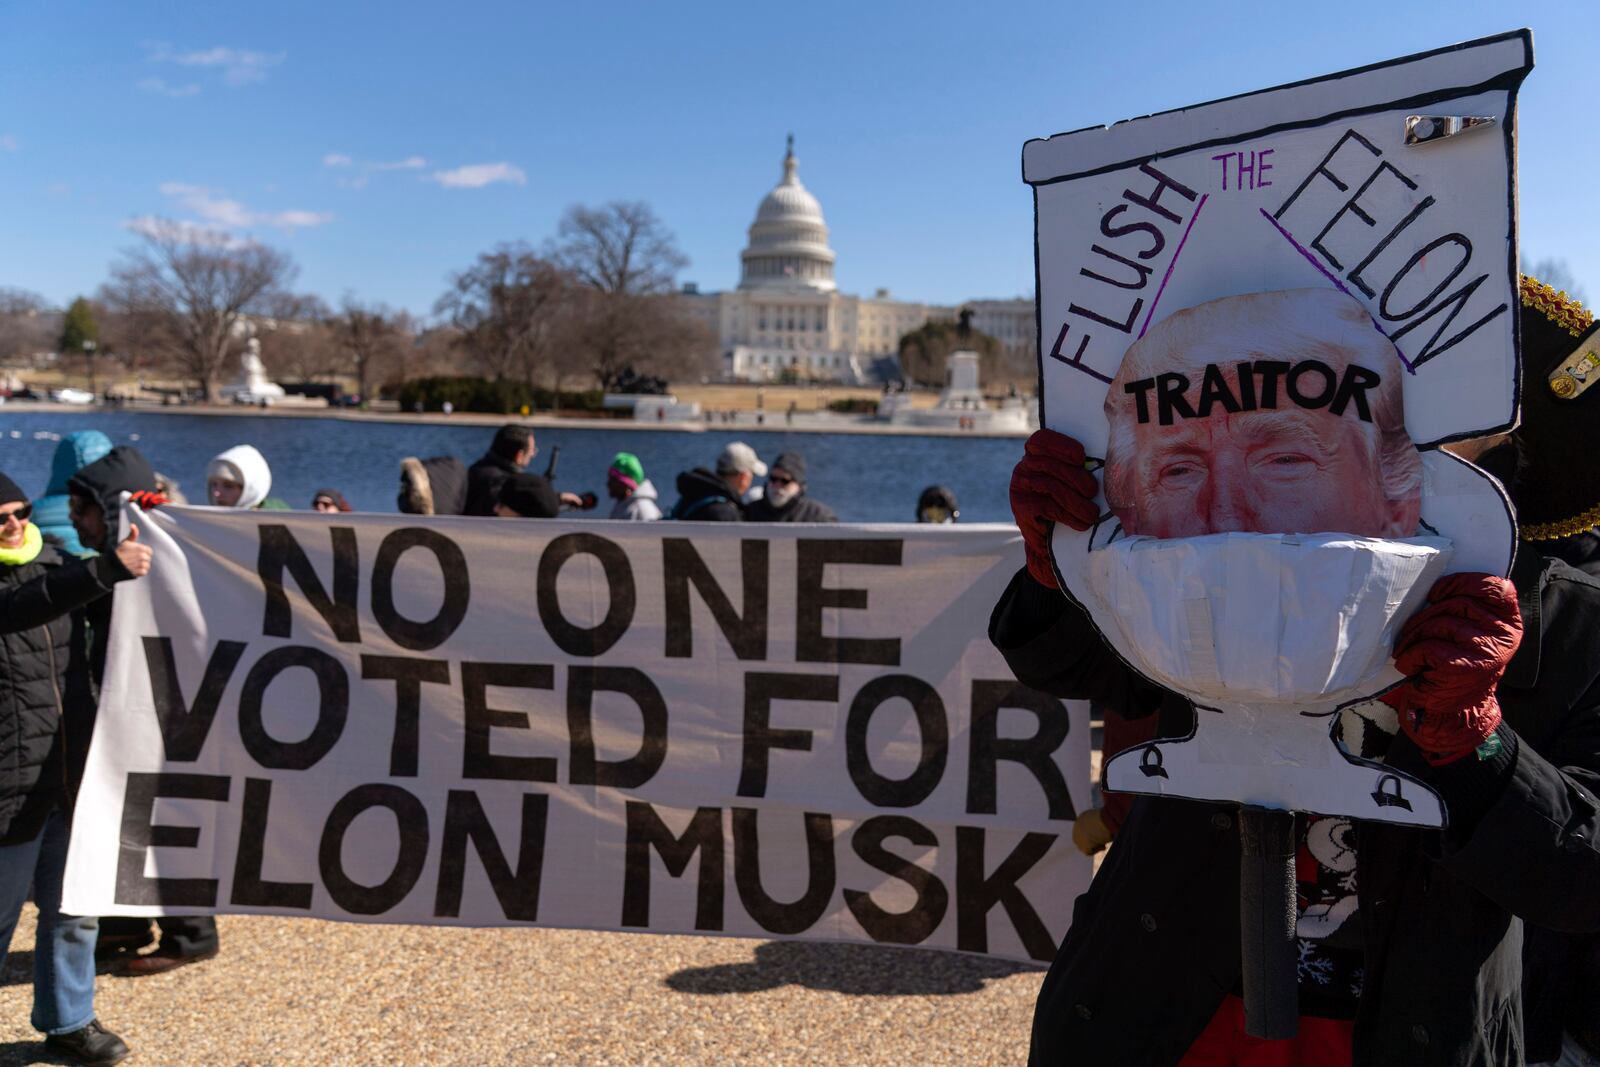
[0, 739, 1104, 1065]
[0, 910, 1046, 1065]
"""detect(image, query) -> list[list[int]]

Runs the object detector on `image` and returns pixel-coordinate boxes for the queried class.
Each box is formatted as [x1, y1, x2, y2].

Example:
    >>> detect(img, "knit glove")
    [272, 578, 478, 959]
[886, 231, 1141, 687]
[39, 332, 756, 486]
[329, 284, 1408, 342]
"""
[1383, 573, 1523, 765]
[1010, 430, 1100, 590]
[1071, 808, 1113, 856]
[128, 490, 169, 511]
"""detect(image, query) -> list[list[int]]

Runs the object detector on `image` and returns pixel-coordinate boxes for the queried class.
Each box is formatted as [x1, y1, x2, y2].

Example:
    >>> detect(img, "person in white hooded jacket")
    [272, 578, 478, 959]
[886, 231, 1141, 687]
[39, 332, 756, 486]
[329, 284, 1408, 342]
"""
[205, 445, 289, 510]
[605, 452, 662, 521]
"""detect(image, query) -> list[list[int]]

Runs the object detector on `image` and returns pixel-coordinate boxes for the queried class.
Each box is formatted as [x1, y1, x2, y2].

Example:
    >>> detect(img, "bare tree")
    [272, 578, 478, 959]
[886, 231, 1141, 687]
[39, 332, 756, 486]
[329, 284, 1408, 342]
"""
[434, 244, 568, 385]
[256, 292, 340, 382]
[552, 201, 687, 296]
[551, 201, 709, 390]
[403, 326, 465, 387]
[0, 288, 57, 365]
[330, 298, 414, 403]
[99, 219, 294, 400]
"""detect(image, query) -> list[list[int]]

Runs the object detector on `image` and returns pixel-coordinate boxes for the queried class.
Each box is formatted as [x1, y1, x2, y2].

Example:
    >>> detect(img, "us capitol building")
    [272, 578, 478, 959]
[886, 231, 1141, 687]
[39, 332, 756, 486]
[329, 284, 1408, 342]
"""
[677, 138, 1034, 385]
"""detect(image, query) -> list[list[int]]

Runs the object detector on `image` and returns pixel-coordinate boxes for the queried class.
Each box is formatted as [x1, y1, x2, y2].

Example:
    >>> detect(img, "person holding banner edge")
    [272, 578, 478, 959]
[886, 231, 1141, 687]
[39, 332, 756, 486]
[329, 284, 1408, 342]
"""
[995, 403, 1600, 1064]
[59, 449, 225, 978]
[0, 467, 152, 1065]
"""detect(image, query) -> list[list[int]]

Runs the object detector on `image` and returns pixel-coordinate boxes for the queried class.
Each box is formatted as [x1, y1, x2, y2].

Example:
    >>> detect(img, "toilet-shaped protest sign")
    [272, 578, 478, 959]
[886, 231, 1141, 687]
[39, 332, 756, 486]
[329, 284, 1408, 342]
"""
[1026, 31, 1532, 826]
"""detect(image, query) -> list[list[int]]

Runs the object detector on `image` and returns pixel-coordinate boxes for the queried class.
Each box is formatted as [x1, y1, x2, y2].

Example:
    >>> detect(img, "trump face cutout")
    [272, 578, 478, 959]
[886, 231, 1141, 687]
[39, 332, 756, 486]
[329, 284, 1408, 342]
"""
[1103, 289, 1422, 540]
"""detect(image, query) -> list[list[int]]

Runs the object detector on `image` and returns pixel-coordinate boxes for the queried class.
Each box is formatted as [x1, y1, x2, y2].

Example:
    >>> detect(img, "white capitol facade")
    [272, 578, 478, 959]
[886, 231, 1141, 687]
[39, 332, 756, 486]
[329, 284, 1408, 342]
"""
[677, 139, 1035, 385]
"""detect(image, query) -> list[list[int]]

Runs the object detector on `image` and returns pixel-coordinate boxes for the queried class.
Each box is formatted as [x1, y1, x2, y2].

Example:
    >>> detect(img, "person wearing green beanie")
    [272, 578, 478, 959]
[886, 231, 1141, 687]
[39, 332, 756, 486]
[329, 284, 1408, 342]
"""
[606, 452, 662, 521]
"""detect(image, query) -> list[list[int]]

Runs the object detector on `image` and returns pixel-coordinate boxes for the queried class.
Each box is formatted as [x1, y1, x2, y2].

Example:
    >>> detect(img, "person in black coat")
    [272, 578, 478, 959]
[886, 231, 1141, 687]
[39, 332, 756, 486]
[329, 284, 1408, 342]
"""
[494, 473, 561, 518]
[1472, 276, 1600, 1067]
[0, 467, 149, 1065]
[744, 452, 838, 523]
[464, 425, 536, 516]
[995, 428, 1600, 1066]
[398, 455, 469, 516]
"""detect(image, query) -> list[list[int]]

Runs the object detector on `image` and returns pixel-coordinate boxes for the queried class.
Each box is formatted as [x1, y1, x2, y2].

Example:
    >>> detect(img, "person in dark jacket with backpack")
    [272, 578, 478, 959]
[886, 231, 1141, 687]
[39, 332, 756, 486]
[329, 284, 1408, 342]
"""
[0, 467, 149, 1065]
[994, 427, 1600, 1066]
[670, 442, 766, 522]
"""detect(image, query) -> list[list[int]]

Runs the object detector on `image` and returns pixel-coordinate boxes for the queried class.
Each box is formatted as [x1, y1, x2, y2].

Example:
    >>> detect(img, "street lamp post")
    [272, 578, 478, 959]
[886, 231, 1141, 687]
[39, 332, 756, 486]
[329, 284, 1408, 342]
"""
[83, 339, 97, 402]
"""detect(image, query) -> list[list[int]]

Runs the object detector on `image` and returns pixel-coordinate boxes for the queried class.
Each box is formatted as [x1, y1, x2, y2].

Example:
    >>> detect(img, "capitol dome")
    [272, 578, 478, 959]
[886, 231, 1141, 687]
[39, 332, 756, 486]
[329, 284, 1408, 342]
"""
[739, 137, 837, 292]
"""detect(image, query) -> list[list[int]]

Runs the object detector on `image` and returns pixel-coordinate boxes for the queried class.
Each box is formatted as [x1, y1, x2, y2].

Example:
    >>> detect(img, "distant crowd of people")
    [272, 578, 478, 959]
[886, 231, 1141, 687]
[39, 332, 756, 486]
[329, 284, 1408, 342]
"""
[177, 422, 962, 527]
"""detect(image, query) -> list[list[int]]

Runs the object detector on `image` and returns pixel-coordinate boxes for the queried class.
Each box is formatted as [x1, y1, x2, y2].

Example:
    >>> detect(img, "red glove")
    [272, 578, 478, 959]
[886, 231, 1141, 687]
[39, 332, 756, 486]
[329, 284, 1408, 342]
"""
[128, 491, 169, 511]
[1382, 573, 1522, 765]
[1010, 429, 1100, 589]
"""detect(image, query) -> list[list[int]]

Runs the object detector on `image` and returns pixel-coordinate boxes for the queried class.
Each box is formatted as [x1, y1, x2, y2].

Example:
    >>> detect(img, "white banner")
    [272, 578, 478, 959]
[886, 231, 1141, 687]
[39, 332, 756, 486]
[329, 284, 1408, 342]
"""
[63, 508, 1091, 963]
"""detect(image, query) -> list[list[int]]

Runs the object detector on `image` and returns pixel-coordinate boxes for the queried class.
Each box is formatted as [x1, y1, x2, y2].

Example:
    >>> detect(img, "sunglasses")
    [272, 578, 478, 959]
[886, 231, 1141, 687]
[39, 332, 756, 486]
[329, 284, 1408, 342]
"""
[0, 504, 32, 525]
[767, 474, 795, 487]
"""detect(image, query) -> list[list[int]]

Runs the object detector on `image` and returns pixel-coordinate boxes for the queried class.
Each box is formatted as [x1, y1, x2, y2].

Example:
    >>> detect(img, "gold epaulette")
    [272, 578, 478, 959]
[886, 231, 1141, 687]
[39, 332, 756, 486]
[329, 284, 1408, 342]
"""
[1521, 275, 1594, 337]
[1521, 502, 1600, 542]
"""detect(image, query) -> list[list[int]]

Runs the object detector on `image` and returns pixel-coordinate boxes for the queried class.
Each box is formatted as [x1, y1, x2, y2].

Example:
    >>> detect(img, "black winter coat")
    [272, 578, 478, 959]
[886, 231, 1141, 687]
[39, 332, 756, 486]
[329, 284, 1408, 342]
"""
[1522, 530, 1600, 1062]
[989, 548, 1600, 1067]
[0, 543, 121, 845]
[465, 452, 520, 517]
[745, 492, 838, 523]
[671, 468, 743, 522]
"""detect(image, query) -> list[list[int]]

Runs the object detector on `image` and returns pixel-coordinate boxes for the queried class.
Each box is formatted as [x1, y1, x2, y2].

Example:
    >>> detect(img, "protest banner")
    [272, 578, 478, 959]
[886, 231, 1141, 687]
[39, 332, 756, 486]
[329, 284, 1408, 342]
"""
[62, 508, 1089, 964]
[1024, 30, 1530, 823]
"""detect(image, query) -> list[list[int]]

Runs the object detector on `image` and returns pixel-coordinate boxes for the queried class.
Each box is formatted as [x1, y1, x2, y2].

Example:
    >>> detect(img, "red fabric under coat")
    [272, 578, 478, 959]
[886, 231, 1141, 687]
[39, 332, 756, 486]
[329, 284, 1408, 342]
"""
[1177, 996, 1354, 1067]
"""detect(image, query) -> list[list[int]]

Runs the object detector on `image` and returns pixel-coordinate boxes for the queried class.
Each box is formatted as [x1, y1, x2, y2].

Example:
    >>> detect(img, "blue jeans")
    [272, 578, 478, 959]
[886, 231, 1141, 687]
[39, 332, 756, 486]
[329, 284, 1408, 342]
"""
[0, 807, 98, 1034]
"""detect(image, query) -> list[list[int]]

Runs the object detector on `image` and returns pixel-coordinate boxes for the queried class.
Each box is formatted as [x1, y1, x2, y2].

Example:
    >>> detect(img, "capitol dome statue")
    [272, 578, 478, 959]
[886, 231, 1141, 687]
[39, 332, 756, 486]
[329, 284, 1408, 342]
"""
[674, 136, 1036, 388]
[739, 135, 836, 292]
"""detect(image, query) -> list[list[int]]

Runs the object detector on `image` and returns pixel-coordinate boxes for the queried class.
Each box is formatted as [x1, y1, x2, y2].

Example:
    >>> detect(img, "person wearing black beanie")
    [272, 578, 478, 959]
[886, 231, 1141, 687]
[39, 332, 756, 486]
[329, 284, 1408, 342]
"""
[0, 471, 26, 509]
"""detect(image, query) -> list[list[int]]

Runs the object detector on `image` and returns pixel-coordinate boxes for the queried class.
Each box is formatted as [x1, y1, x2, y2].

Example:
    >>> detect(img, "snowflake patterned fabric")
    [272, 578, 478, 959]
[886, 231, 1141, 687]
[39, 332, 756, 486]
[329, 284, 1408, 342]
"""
[1292, 699, 1400, 1018]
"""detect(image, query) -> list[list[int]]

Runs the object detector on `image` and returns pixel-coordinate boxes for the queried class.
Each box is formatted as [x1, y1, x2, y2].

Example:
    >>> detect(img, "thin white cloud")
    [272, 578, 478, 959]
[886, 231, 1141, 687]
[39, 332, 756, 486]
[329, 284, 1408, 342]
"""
[0, 134, 17, 151]
[428, 162, 527, 189]
[124, 216, 254, 249]
[146, 43, 284, 87]
[273, 209, 335, 228]
[138, 77, 201, 98]
[324, 154, 425, 191]
[155, 182, 333, 231]
[159, 182, 251, 227]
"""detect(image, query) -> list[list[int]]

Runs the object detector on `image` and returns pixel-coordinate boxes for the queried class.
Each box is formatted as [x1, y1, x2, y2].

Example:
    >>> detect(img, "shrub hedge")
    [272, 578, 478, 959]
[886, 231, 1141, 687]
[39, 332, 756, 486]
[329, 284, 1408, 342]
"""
[396, 377, 607, 414]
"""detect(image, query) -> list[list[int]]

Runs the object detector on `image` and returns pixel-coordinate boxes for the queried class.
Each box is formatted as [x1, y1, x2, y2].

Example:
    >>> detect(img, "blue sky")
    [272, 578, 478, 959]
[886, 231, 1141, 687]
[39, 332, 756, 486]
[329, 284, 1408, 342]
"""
[2, 1, 1596, 318]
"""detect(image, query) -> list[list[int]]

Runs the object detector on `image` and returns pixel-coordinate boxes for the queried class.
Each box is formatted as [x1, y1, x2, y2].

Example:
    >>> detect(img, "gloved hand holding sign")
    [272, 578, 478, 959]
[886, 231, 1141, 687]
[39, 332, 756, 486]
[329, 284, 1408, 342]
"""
[1383, 573, 1523, 765]
[1010, 429, 1100, 590]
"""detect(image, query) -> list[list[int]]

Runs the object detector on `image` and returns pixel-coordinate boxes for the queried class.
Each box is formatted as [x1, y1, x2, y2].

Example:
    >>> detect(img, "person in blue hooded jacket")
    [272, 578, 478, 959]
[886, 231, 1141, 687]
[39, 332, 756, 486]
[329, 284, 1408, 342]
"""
[31, 432, 111, 558]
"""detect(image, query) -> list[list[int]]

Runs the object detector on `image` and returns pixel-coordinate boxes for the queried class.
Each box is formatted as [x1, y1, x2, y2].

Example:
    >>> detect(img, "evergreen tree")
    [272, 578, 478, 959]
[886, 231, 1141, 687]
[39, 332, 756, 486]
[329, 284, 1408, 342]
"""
[59, 296, 98, 354]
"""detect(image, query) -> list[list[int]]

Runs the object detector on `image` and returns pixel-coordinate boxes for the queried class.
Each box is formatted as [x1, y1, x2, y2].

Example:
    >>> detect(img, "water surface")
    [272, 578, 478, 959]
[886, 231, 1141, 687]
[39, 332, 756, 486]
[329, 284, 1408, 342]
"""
[0, 411, 1021, 524]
